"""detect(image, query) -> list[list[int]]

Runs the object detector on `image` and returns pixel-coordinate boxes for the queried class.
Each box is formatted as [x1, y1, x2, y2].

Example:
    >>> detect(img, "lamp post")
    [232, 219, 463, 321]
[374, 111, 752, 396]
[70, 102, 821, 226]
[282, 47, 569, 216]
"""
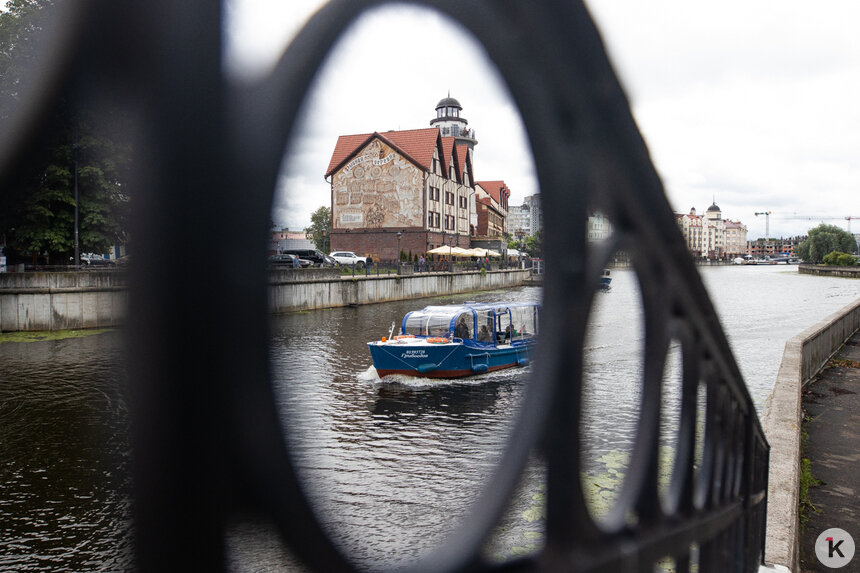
[322, 227, 328, 254]
[396, 231, 402, 275]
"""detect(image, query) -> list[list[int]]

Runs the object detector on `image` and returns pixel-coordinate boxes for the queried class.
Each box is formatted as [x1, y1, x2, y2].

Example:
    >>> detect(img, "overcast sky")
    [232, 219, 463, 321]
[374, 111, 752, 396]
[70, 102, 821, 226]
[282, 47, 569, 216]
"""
[225, 1, 860, 240]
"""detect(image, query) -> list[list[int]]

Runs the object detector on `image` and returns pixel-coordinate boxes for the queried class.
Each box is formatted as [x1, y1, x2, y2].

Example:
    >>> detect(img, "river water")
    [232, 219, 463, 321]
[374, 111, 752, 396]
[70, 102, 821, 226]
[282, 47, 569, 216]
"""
[1, 265, 858, 570]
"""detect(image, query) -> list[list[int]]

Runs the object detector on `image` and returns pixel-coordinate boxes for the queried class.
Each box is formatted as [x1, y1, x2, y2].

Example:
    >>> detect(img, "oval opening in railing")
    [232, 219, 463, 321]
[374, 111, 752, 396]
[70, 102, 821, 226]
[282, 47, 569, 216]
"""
[657, 339, 682, 508]
[261, 3, 542, 569]
[579, 237, 646, 526]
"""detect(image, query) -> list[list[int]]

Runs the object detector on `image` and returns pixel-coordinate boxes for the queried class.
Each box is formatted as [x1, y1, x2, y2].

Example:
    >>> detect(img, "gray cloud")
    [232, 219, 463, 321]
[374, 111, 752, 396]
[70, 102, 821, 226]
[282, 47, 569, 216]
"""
[227, 0, 860, 239]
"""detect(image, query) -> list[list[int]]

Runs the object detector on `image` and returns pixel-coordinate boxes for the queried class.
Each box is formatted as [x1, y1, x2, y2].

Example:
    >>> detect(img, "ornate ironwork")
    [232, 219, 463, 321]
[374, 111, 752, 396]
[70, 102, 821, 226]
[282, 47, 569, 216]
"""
[0, 0, 769, 571]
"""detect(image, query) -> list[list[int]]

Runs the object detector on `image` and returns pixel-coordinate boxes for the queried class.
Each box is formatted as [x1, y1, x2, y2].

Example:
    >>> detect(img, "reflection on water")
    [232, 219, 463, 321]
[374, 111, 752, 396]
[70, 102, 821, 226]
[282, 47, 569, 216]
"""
[2, 266, 858, 570]
[0, 331, 131, 572]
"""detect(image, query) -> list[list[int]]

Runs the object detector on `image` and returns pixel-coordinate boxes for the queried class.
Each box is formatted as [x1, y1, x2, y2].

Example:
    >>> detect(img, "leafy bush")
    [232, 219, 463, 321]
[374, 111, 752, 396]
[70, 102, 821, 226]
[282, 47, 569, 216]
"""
[837, 253, 857, 266]
[822, 251, 857, 266]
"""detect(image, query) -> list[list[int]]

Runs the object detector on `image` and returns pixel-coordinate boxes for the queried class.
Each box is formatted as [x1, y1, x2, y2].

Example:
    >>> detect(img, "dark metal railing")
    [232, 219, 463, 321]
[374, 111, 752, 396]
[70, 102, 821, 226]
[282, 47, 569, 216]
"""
[0, 1, 768, 571]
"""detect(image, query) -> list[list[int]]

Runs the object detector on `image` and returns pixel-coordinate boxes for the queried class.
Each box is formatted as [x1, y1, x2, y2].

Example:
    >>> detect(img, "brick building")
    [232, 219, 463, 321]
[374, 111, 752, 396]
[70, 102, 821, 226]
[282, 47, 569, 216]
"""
[325, 127, 475, 261]
[474, 181, 510, 238]
[324, 96, 503, 261]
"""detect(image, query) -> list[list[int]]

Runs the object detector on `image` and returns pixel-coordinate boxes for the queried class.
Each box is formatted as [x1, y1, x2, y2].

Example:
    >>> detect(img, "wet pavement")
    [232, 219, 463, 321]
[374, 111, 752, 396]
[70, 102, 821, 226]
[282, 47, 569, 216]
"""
[800, 332, 860, 572]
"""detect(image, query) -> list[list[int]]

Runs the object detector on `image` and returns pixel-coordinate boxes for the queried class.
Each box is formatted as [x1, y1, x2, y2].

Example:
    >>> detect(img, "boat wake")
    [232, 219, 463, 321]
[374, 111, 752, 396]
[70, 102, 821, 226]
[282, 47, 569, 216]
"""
[359, 365, 499, 389]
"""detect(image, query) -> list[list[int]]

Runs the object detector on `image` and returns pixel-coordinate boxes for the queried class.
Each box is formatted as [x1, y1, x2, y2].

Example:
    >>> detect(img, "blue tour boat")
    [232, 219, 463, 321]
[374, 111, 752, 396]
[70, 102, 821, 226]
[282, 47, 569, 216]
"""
[368, 301, 540, 379]
[600, 269, 612, 289]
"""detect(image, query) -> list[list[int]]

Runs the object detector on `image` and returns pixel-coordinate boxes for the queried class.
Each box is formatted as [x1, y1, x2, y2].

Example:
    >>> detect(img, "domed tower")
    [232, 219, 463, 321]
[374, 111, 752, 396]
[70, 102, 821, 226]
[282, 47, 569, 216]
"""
[706, 202, 722, 221]
[430, 94, 478, 149]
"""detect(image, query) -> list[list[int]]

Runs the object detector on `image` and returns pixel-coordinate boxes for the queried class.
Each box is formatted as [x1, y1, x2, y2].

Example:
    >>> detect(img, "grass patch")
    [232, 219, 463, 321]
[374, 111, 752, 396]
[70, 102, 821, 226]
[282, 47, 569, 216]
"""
[799, 413, 824, 531]
[829, 357, 860, 369]
[0, 328, 113, 344]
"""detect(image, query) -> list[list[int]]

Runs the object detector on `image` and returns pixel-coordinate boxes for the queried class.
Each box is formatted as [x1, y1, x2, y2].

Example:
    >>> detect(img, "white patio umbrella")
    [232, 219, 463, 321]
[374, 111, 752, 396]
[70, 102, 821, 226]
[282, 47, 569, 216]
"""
[426, 245, 471, 257]
[426, 246, 451, 255]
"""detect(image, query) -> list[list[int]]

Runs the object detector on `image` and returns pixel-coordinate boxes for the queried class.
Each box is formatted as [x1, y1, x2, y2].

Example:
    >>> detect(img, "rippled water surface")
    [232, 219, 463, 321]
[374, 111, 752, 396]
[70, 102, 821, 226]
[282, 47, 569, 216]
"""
[1, 266, 858, 571]
[0, 332, 131, 572]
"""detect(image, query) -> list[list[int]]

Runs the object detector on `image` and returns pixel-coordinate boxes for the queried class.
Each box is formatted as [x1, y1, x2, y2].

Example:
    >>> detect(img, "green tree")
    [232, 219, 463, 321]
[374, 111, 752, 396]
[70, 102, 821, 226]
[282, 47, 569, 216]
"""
[522, 231, 542, 258]
[795, 224, 856, 263]
[1, 0, 132, 263]
[305, 206, 331, 252]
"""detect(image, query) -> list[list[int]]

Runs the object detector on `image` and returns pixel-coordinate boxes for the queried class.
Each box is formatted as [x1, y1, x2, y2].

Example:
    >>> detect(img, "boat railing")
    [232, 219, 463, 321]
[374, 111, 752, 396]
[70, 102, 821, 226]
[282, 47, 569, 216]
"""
[2, 1, 768, 571]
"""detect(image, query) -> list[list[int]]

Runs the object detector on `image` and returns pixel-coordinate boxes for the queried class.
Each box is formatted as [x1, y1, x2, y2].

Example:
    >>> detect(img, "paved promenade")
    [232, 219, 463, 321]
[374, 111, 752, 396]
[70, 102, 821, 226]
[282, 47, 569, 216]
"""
[800, 331, 860, 572]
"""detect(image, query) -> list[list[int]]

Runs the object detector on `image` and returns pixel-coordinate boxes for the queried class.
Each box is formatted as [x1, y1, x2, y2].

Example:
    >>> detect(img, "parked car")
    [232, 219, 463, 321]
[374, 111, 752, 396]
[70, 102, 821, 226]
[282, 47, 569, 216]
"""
[268, 253, 310, 268]
[329, 251, 371, 268]
[282, 249, 335, 267]
[76, 253, 117, 266]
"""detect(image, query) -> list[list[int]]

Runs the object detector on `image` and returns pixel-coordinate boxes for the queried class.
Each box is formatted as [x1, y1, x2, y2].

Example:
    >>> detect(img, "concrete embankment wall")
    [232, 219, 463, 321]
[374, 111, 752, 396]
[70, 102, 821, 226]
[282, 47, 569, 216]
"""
[0, 271, 127, 332]
[761, 297, 860, 571]
[269, 269, 530, 313]
[0, 269, 530, 331]
[798, 264, 860, 278]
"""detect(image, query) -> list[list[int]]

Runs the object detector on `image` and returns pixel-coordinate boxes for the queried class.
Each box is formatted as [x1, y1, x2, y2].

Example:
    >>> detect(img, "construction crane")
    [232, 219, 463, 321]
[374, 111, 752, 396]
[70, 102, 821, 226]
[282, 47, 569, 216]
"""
[754, 211, 772, 239]
[779, 214, 859, 234]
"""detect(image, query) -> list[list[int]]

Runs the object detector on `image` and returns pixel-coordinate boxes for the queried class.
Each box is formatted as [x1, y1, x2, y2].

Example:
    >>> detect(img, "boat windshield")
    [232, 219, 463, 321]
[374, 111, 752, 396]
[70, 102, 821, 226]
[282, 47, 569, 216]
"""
[509, 304, 539, 342]
[402, 307, 461, 337]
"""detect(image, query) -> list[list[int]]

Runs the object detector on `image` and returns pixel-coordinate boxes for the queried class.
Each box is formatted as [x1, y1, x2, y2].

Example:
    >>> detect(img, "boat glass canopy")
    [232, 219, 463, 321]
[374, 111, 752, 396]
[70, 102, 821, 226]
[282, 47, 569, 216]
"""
[401, 302, 540, 344]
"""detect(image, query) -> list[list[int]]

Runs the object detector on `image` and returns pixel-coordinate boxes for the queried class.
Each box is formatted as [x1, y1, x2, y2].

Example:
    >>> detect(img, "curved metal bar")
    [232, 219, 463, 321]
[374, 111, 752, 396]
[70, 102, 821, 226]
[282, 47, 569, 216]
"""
[0, 0, 769, 571]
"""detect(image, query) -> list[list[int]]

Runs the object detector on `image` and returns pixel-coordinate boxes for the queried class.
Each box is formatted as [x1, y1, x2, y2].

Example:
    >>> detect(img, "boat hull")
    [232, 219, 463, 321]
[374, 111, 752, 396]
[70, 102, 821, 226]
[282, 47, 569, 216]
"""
[368, 339, 535, 379]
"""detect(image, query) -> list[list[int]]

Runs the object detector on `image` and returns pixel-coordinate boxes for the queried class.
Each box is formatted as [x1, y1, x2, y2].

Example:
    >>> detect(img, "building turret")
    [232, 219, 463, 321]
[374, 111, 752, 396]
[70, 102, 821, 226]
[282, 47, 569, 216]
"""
[430, 94, 478, 149]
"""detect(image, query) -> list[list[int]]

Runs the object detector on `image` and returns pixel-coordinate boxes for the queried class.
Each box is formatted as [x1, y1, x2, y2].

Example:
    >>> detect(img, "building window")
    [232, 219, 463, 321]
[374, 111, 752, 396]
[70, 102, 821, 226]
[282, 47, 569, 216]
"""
[435, 212, 441, 228]
[430, 186, 440, 201]
[446, 191, 454, 206]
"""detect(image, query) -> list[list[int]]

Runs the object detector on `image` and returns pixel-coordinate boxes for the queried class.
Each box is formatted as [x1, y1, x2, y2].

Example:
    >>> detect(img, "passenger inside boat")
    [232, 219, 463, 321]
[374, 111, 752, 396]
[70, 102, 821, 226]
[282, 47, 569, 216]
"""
[478, 324, 492, 342]
[455, 315, 471, 339]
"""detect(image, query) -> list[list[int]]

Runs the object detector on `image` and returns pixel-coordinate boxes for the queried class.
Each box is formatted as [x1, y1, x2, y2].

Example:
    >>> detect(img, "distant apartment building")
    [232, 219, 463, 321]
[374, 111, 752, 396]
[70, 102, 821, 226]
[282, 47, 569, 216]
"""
[508, 203, 531, 239]
[724, 220, 748, 257]
[271, 229, 314, 253]
[746, 236, 805, 258]
[676, 203, 747, 259]
[587, 211, 613, 242]
[508, 193, 542, 239]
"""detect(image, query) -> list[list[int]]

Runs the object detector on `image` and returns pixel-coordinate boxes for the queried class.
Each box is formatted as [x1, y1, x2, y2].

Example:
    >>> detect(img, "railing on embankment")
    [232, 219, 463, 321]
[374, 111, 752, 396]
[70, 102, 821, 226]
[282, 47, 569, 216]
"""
[268, 268, 530, 313]
[761, 298, 860, 571]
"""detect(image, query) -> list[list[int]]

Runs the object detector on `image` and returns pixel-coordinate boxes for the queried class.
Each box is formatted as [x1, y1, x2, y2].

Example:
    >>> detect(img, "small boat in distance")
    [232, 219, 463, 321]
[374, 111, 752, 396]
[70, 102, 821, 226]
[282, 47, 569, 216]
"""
[600, 269, 612, 290]
[368, 301, 540, 379]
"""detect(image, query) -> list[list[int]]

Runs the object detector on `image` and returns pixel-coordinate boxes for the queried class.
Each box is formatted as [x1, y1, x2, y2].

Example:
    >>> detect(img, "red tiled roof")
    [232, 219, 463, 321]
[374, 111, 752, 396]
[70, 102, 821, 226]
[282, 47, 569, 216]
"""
[325, 128, 441, 178]
[441, 137, 456, 179]
[476, 180, 510, 203]
[455, 145, 470, 182]
[325, 132, 373, 177]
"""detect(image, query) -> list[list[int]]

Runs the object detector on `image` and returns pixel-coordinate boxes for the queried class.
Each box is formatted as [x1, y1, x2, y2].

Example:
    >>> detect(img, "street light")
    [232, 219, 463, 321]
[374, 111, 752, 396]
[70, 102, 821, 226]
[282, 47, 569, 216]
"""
[396, 231, 402, 275]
